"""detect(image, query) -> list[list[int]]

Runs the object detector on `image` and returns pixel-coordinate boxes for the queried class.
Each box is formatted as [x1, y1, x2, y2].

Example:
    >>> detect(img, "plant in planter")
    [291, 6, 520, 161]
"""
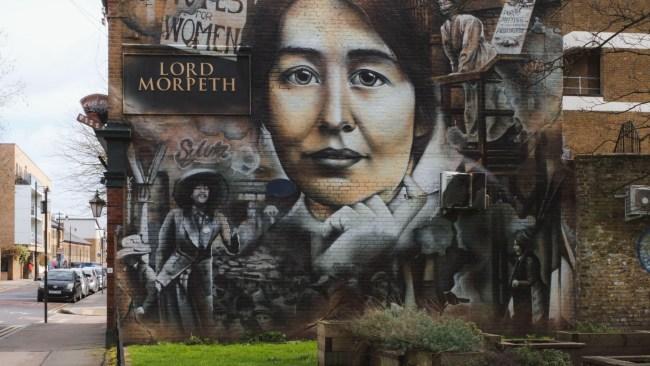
[508, 347, 572, 366]
[573, 321, 618, 333]
[555, 321, 650, 357]
[348, 306, 483, 366]
[470, 348, 571, 366]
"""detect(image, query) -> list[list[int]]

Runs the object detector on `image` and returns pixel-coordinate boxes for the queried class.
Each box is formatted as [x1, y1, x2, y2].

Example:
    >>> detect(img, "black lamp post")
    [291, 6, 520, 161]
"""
[89, 190, 106, 294]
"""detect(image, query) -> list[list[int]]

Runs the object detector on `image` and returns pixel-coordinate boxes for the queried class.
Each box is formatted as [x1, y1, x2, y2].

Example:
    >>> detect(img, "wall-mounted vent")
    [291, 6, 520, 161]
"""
[626, 185, 650, 221]
[440, 172, 487, 211]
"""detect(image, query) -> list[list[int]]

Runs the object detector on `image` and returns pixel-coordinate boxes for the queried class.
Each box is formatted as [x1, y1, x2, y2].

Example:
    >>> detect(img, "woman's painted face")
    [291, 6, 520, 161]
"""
[268, 0, 417, 207]
[192, 184, 210, 205]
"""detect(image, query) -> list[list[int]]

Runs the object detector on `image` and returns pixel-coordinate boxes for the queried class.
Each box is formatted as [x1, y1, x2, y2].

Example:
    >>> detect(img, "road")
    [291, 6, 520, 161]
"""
[0, 280, 68, 326]
[0, 280, 106, 365]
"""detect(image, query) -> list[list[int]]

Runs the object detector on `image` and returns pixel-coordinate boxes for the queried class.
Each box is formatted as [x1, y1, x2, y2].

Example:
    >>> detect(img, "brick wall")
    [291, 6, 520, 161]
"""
[563, 111, 650, 155]
[575, 155, 650, 328]
[108, 0, 577, 343]
[0, 144, 16, 249]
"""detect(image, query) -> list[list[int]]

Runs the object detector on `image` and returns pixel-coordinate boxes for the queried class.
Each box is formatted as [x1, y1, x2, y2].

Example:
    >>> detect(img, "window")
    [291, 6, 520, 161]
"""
[1, 256, 9, 272]
[564, 49, 601, 96]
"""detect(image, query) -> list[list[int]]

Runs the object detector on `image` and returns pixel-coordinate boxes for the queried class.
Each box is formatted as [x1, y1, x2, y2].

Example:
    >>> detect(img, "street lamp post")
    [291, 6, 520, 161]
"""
[89, 190, 106, 294]
[43, 187, 49, 323]
[65, 216, 72, 268]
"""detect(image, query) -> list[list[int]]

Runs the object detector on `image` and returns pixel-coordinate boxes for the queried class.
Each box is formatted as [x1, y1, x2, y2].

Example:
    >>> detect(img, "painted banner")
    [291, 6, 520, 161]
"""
[493, 0, 536, 54]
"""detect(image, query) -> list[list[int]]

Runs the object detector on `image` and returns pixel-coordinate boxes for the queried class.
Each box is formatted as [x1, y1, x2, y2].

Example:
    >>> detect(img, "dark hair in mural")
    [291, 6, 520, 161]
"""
[172, 169, 229, 214]
[514, 227, 535, 251]
[244, 0, 436, 161]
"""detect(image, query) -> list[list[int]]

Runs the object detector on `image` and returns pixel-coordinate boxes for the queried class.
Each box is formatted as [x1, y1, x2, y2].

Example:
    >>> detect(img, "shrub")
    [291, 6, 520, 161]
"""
[183, 335, 213, 345]
[348, 306, 482, 353]
[574, 321, 617, 333]
[245, 331, 288, 344]
[509, 347, 571, 366]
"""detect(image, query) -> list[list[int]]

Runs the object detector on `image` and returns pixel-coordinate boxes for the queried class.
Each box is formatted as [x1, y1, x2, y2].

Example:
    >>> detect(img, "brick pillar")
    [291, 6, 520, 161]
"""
[106, 186, 124, 331]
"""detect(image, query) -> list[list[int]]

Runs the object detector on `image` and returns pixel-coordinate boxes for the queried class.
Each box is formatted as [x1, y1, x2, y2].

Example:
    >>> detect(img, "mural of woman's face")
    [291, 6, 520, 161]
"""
[191, 184, 210, 205]
[267, 0, 416, 208]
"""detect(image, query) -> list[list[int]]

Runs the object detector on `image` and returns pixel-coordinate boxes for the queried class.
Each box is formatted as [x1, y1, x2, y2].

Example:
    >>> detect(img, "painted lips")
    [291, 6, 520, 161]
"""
[306, 148, 366, 169]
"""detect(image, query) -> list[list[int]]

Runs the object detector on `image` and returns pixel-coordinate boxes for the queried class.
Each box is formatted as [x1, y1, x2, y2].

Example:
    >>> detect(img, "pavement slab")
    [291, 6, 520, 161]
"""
[0, 291, 107, 366]
[0, 351, 49, 364]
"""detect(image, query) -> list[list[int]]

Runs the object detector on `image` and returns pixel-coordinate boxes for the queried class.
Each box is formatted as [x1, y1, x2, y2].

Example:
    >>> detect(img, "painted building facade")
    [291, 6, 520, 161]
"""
[101, 0, 650, 343]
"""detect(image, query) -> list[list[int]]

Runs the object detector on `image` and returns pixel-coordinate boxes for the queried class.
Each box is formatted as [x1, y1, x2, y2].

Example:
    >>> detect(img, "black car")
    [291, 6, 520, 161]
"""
[37, 269, 84, 303]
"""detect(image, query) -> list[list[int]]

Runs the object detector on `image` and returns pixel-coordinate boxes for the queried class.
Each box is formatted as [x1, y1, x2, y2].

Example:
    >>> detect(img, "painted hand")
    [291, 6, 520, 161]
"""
[314, 176, 426, 276]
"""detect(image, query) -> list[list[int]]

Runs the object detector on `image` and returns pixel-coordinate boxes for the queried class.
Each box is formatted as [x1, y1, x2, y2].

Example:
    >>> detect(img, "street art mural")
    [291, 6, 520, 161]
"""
[115, 0, 571, 341]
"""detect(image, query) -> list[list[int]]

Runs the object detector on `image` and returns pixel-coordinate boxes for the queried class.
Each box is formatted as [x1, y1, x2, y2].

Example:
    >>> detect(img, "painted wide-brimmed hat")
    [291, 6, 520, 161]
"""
[117, 234, 151, 260]
[172, 169, 228, 209]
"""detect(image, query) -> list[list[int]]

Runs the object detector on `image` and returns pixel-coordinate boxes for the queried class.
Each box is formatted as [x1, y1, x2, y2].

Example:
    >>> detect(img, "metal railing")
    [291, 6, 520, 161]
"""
[563, 76, 601, 96]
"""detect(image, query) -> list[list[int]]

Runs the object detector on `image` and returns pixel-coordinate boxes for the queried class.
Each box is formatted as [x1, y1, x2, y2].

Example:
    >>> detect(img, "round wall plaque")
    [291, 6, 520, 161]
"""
[636, 229, 650, 273]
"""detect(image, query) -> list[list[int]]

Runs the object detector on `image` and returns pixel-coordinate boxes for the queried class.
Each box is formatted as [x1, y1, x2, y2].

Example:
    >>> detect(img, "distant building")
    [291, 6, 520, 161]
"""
[0, 143, 52, 280]
[61, 217, 104, 267]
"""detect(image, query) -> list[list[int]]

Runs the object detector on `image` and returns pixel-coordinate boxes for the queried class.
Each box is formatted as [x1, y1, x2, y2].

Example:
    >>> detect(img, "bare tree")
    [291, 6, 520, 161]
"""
[57, 122, 107, 197]
[0, 30, 24, 135]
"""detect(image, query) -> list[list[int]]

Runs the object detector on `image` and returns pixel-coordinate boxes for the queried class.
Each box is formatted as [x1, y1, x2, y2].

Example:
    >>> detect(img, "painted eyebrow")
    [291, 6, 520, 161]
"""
[276, 47, 397, 63]
[277, 46, 322, 58]
[347, 49, 398, 63]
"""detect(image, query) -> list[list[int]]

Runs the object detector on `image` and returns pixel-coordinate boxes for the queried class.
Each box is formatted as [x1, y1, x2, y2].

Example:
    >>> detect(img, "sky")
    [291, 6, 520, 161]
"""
[0, 0, 108, 220]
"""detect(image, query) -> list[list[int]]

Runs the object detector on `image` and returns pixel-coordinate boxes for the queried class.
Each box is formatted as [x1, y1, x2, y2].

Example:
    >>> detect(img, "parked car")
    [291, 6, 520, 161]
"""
[71, 262, 99, 268]
[71, 268, 89, 297]
[37, 269, 83, 303]
[85, 267, 104, 290]
[82, 267, 99, 294]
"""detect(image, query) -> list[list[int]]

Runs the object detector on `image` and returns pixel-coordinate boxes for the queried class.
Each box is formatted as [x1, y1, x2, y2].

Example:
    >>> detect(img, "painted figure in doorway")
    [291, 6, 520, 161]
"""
[509, 228, 546, 328]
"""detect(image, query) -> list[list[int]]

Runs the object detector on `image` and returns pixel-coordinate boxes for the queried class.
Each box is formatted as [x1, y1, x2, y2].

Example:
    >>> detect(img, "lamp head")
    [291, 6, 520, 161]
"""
[89, 190, 106, 219]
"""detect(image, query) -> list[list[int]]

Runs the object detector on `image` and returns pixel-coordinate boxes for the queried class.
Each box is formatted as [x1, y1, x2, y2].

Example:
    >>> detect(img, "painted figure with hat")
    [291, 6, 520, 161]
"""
[118, 234, 157, 321]
[155, 169, 238, 335]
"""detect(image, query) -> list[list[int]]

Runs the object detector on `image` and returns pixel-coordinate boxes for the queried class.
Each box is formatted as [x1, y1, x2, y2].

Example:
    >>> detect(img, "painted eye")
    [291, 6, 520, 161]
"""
[284, 67, 320, 86]
[350, 70, 388, 87]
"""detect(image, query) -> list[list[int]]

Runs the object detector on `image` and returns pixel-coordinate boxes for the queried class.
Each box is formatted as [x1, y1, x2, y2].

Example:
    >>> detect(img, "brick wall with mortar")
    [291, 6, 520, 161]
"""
[0, 144, 17, 250]
[107, 0, 573, 343]
[575, 155, 650, 328]
[561, 0, 650, 157]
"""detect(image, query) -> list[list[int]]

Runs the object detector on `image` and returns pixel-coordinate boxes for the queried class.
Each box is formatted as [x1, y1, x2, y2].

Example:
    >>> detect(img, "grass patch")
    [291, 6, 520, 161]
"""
[128, 341, 317, 366]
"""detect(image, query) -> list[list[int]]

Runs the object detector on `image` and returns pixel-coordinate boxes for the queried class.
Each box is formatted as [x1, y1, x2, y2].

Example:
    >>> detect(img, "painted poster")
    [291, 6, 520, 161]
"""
[492, 0, 537, 54]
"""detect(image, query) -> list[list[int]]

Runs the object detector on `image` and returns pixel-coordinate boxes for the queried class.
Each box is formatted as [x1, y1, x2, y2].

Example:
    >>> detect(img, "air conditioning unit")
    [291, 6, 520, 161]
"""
[625, 185, 650, 221]
[440, 171, 487, 211]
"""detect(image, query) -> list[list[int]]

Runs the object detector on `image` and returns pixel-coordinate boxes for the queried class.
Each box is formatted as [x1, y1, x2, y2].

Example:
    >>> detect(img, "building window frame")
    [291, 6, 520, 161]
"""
[564, 48, 602, 96]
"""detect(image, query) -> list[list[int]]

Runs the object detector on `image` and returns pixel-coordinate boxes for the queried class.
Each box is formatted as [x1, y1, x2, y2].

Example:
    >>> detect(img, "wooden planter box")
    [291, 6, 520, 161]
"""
[556, 331, 650, 349]
[500, 338, 585, 350]
[480, 332, 502, 351]
[582, 355, 650, 366]
[317, 320, 367, 366]
[369, 349, 484, 366]
[554, 330, 650, 361]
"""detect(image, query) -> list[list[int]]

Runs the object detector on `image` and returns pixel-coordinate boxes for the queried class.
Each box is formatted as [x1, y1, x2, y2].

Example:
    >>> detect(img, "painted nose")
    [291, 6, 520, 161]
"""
[319, 71, 355, 133]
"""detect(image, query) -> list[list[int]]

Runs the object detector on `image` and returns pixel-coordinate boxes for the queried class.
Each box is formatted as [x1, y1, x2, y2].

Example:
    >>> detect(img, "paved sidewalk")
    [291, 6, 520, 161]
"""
[0, 292, 107, 366]
[0, 279, 36, 293]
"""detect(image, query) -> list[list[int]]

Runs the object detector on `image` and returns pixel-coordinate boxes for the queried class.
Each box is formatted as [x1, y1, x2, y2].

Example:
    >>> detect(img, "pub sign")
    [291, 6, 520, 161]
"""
[123, 53, 251, 115]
